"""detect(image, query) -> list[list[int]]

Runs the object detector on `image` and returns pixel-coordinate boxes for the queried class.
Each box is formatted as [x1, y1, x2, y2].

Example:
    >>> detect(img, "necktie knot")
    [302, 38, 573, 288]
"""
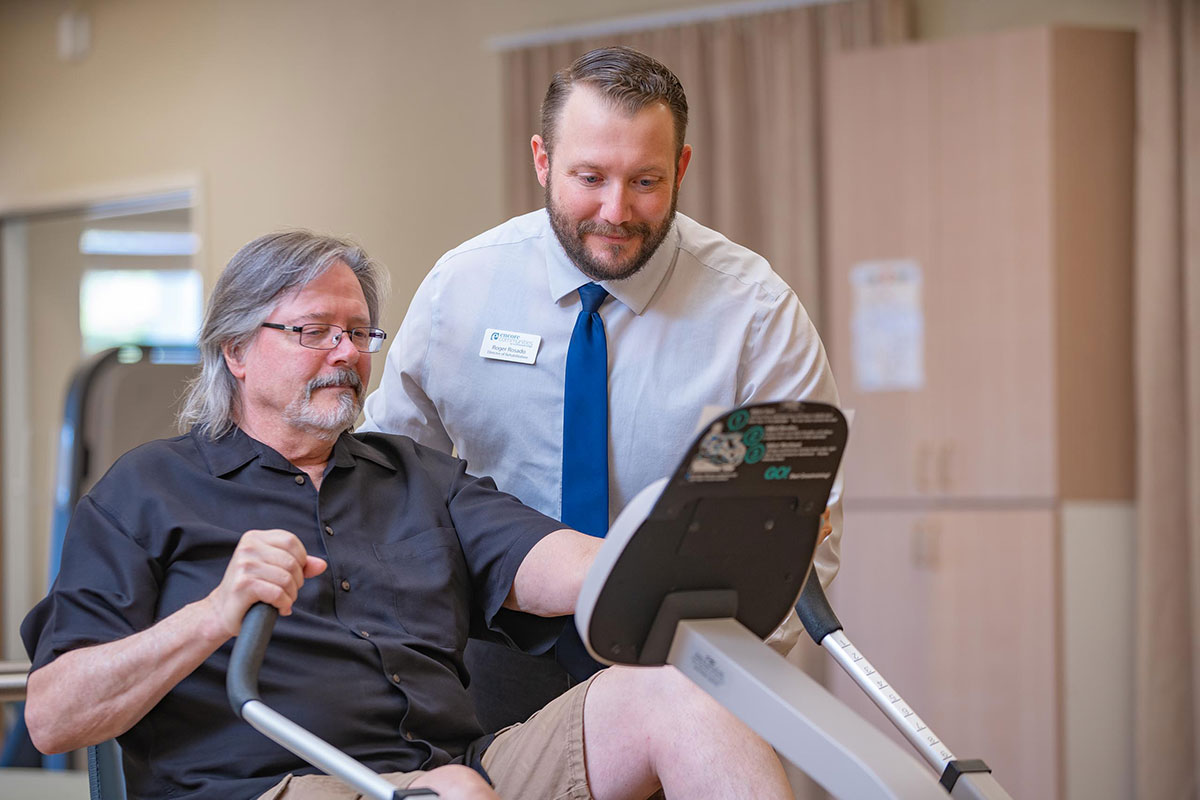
[578, 283, 608, 314]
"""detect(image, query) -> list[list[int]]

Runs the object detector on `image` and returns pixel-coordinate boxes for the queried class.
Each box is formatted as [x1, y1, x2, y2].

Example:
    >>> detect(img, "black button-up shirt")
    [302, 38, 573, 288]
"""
[22, 428, 565, 799]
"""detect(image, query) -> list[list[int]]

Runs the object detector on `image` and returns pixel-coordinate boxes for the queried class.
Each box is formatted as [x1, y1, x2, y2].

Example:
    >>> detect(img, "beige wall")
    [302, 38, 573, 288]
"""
[0, 0, 775, 334]
[0, 0, 1141, 327]
[0, 0, 1142, 645]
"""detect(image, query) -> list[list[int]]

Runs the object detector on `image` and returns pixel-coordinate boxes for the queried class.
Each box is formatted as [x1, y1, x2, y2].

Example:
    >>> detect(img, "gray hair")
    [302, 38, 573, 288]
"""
[541, 46, 689, 162]
[178, 230, 389, 439]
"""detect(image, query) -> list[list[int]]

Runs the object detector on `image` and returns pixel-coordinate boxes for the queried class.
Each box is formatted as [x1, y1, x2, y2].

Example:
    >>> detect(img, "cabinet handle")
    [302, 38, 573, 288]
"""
[916, 442, 932, 493]
[911, 519, 940, 570]
[938, 441, 954, 493]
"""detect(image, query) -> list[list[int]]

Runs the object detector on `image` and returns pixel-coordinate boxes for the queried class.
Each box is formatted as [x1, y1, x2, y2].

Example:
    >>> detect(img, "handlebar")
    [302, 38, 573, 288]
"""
[226, 602, 438, 799]
[227, 602, 278, 714]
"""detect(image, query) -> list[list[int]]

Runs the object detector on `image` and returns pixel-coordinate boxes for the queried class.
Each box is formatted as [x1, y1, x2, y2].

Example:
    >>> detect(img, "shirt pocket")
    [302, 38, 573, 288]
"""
[373, 526, 469, 651]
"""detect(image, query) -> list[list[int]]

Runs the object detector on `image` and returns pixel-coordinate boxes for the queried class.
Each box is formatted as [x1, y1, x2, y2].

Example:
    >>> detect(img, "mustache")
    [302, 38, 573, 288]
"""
[306, 368, 364, 398]
[576, 219, 652, 238]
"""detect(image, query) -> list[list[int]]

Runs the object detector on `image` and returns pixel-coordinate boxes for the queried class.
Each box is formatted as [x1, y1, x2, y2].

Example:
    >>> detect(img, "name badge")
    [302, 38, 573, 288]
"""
[480, 328, 541, 365]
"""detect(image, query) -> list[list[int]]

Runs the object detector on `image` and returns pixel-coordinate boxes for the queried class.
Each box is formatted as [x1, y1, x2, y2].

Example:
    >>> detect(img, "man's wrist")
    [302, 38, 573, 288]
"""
[192, 594, 239, 644]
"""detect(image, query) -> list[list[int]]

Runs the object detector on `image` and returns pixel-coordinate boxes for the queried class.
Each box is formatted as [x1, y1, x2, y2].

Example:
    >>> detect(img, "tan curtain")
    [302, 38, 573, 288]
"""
[1134, 0, 1200, 797]
[499, 0, 910, 329]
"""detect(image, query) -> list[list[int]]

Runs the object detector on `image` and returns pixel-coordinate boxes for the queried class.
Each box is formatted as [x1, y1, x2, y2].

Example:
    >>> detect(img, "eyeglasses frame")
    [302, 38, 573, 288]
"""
[260, 322, 388, 353]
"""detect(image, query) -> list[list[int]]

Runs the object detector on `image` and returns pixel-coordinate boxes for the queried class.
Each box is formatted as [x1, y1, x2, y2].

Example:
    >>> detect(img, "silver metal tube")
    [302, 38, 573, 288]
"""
[822, 629, 956, 772]
[0, 659, 29, 703]
[241, 700, 400, 800]
[669, 618, 947, 799]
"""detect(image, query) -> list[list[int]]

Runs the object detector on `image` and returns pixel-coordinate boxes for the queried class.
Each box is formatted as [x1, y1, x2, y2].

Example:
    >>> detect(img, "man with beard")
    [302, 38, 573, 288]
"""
[361, 46, 842, 731]
[21, 230, 795, 800]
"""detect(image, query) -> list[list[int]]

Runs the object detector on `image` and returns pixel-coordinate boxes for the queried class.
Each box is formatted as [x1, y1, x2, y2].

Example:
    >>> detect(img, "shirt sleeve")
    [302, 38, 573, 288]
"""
[361, 269, 454, 453]
[21, 494, 162, 671]
[739, 289, 845, 654]
[441, 460, 566, 654]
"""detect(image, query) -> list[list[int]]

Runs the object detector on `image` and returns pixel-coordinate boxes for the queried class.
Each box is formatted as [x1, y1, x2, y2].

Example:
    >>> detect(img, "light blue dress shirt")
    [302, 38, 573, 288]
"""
[362, 209, 843, 648]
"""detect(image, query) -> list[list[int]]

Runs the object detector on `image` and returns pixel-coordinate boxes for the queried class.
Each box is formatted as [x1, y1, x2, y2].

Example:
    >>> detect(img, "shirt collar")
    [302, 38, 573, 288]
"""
[192, 426, 397, 476]
[337, 433, 398, 471]
[542, 210, 679, 315]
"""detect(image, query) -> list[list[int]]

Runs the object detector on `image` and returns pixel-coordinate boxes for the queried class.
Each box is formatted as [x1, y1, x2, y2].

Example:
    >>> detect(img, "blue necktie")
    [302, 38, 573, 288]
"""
[561, 283, 609, 538]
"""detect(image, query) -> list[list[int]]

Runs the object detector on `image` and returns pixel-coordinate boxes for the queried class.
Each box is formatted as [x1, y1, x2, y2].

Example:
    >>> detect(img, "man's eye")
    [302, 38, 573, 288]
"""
[638, 178, 659, 188]
[350, 329, 369, 341]
[579, 175, 601, 185]
[304, 324, 333, 337]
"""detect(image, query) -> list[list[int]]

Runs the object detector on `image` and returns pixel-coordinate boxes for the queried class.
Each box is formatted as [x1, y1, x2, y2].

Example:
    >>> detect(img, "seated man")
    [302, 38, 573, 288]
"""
[21, 231, 792, 800]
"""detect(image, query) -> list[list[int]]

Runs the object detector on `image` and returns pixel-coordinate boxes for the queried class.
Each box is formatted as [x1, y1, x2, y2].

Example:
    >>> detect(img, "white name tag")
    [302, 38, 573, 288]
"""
[480, 328, 541, 365]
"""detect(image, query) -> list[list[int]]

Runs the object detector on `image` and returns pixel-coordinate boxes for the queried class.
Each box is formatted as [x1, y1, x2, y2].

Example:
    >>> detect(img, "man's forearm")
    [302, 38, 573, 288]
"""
[505, 529, 601, 616]
[25, 596, 229, 754]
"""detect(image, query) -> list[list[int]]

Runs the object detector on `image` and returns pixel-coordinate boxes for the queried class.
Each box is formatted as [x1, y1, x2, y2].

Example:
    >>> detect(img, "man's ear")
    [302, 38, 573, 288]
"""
[675, 144, 693, 190]
[532, 135, 550, 188]
[222, 341, 247, 380]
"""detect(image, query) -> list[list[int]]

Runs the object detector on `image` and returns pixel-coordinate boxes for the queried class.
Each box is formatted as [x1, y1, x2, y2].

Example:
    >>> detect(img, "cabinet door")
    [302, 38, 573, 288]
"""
[827, 508, 1059, 800]
[826, 31, 1057, 501]
[927, 31, 1057, 500]
[826, 42, 938, 500]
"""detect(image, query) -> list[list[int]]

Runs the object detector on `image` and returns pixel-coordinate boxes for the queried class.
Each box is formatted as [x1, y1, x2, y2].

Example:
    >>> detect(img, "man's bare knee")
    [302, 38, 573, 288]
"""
[599, 665, 722, 724]
[584, 665, 788, 800]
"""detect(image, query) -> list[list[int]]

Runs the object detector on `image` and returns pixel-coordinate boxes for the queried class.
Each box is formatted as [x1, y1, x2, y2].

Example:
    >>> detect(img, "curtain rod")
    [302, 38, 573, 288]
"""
[488, 0, 842, 51]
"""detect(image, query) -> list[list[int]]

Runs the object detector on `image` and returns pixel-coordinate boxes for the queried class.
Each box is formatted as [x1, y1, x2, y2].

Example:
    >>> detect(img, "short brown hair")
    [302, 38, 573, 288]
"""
[540, 46, 689, 161]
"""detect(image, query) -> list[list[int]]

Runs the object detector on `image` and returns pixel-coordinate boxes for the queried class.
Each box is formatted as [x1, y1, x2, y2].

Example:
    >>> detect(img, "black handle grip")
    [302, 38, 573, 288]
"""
[227, 602, 279, 717]
[796, 574, 843, 645]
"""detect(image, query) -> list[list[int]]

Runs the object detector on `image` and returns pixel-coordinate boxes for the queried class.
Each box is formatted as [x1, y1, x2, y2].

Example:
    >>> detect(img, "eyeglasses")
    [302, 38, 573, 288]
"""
[261, 322, 388, 353]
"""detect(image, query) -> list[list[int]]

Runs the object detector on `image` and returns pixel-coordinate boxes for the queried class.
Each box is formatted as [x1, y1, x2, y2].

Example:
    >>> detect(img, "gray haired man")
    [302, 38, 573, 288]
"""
[22, 230, 793, 799]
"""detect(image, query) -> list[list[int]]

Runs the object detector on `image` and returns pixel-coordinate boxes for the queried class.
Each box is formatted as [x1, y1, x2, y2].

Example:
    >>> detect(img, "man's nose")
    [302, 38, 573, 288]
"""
[327, 331, 360, 364]
[598, 184, 633, 227]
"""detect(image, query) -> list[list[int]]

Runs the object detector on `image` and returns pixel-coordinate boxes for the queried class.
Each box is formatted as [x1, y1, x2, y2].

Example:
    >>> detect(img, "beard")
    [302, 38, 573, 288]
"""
[545, 176, 678, 282]
[283, 367, 364, 439]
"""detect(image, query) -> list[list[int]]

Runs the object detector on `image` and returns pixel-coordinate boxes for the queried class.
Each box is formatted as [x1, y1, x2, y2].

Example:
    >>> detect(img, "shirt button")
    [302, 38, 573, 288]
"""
[340, 579, 351, 591]
[359, 630, 370, 638]
[391, 673, 401, 684]
[324, 525, 334, 536]
[294, 475, 305, 485]
[403, 731, 414, 741]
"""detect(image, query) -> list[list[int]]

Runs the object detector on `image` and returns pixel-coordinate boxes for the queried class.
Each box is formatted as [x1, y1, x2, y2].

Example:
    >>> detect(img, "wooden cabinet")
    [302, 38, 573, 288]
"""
[826, 27, 1133, 503]
[828, 509, 1059, 800]
[824, 26, 1134, 800]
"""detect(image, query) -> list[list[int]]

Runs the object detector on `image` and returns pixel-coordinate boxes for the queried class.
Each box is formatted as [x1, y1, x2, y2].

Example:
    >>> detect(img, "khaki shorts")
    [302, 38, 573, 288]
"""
[256, 673, 596, 800]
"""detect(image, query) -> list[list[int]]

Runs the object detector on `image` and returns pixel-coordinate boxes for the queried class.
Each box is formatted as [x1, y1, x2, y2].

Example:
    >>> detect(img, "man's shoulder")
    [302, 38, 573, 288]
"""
[672, 213, 792, 302]
[433, 209, 549, 273]
[350, 429, 459, 472]
[102, 432, 202, 476]
[84, 432, 205, 508]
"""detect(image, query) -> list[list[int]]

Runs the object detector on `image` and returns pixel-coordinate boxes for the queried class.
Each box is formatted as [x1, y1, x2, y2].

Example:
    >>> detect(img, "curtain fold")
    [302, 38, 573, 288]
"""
[1134, 0, 1200, 797]
[500, 0, 910, 330]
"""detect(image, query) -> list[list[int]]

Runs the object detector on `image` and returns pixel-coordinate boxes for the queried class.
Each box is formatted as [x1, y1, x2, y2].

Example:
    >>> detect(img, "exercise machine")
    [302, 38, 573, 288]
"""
[230, 401, 1013, 798]
[576, 401, 1012, 799]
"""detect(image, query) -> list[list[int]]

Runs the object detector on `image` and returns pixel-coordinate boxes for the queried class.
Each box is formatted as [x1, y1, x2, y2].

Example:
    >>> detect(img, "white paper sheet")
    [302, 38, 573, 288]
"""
[849, 259, 925, 392]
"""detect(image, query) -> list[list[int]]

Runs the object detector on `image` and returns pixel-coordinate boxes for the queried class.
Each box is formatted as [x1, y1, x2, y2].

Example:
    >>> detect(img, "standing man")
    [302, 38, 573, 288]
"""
[362, 46, 841, 730]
